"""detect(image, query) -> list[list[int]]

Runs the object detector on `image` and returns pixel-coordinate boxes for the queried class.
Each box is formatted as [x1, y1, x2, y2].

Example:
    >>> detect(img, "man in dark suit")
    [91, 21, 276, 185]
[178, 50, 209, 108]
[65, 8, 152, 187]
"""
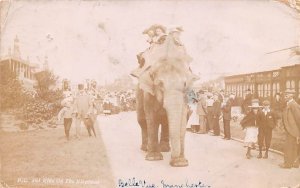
[211, 93, 221, 136]
[257, 100, 276, 159]
[218, 89, 225, 104]
[280, 89, 300, 168]
[222, 94, 233, 140]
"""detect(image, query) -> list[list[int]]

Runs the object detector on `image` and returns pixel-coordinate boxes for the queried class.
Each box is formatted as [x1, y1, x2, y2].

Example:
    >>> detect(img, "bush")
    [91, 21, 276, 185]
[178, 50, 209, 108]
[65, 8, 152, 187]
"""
[22, 89, 63, 125]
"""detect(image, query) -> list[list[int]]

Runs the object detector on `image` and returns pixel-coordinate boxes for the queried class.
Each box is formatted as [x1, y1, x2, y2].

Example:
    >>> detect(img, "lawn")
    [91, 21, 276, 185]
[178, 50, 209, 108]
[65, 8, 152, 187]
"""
[0, 125, 115, 188]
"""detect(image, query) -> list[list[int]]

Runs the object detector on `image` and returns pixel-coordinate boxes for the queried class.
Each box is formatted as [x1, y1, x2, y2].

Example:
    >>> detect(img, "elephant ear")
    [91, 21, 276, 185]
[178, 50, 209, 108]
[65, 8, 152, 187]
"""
[185, 71, 200, 90]
[138, 70, 155, 96]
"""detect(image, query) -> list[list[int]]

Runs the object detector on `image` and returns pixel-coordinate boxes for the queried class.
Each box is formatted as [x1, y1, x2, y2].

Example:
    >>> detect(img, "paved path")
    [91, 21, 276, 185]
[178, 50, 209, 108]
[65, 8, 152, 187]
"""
[98, 112, 300, 188]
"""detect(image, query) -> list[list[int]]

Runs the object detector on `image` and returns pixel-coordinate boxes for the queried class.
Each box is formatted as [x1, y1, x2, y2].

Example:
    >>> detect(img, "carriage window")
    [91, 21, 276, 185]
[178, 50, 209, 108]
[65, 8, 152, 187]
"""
[286, 80, 295, 90]
[291, 80, 295, 89]
[286, 81, 290, 89]
[240, 84, 243, 97]
[272, 82, 280, 96]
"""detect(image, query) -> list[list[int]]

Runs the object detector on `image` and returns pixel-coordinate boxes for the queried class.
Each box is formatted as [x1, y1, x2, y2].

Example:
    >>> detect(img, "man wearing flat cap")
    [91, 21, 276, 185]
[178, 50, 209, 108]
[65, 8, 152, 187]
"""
[280, 89, 300, 168]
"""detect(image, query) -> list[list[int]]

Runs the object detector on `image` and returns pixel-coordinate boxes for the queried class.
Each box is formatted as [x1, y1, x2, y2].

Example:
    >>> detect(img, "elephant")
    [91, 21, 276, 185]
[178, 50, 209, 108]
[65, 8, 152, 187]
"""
[131, 34, 198, 167]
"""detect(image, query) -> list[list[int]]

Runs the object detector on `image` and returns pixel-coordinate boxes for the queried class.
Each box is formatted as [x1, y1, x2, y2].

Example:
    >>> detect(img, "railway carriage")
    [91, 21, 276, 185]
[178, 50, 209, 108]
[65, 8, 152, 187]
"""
[224, 64, 300, 104]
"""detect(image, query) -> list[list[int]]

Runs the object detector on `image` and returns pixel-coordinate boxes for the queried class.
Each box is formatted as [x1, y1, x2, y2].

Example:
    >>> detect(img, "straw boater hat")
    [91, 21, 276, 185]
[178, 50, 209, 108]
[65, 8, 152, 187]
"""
[248, 99, 262, 108]
[149, 24, 167, 33]
[284, 89, 296, 95]
[262, 100, 270, 106]
[168, 26, 184, 33]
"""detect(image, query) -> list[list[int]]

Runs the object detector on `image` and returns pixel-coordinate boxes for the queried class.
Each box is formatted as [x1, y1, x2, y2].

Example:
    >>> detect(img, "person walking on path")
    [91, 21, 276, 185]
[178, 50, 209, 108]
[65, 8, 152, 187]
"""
[279, 89, 300, 168]
[73, 84, 93, 139]
[240, 99, 262, 159]
[257, 100, 276, 159]
[196, 90, 207, 134]
[57, 98, 74, 140]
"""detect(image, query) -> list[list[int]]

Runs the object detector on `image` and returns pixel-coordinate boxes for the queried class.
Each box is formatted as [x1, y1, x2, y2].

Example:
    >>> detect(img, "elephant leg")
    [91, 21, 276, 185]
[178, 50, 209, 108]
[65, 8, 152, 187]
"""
[138, 117, 148, 151]
[179, 105, 188, 165]
[136, 87, 148, 151]
[144, 92, 163, 161]
[159, 113, 170, 152]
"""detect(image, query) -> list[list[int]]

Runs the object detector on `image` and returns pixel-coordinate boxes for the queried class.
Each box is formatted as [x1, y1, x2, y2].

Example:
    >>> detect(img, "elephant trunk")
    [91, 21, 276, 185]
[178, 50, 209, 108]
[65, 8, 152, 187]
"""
[163, 90, 187, 159]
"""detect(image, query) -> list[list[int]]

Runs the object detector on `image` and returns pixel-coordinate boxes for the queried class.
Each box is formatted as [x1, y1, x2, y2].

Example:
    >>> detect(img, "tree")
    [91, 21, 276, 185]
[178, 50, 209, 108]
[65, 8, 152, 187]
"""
[0, 64, 25, 111]
[34, 70, 59, 102]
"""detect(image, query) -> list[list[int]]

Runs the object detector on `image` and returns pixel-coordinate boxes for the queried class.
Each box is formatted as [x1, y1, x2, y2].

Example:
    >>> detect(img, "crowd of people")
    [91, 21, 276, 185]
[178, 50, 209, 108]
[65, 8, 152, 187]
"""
[186, 88, 300, 169]
[57, 81, 136, 140]
[102, 90, 136, 115]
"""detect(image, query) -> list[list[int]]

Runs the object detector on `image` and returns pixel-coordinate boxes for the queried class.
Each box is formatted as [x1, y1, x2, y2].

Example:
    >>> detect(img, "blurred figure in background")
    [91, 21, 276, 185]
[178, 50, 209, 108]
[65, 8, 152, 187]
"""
[242, 88, 253, 114]
[222, 94, 233, 140]
[206, 92, 214, 133]
[211, 93, 221, 136]
[196, 90, 207, 134]
[187, 97, 199, 133]
[272, 92, 285, 128]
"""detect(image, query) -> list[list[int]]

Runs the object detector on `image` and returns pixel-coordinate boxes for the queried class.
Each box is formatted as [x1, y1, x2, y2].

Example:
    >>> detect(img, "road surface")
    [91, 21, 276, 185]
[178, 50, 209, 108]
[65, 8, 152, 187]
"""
[98, 111, 300, 188]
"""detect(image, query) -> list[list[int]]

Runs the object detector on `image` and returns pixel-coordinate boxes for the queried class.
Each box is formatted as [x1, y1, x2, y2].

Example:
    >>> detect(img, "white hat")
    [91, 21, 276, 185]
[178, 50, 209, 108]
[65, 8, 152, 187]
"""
[248, 99, 262, 108]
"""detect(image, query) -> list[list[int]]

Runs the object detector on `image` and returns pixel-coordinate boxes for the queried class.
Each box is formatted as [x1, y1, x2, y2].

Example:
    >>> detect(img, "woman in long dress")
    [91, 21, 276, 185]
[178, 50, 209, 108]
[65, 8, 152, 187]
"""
[188, 97, 199, 133]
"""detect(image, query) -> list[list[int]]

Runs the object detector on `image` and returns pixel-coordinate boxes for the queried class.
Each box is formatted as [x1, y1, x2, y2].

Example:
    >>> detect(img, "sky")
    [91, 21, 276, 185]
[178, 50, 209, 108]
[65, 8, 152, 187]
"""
[0, 0, 299, 85]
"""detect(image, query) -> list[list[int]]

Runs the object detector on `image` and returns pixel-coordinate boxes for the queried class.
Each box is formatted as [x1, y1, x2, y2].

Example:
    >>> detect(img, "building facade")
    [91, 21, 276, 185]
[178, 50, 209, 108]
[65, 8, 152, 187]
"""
[0, 36, 38, 89]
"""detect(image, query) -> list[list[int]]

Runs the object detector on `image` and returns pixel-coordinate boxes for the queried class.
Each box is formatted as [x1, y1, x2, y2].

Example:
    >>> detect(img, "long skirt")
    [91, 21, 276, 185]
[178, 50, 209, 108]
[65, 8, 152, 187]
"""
[244, 126, 258, 148]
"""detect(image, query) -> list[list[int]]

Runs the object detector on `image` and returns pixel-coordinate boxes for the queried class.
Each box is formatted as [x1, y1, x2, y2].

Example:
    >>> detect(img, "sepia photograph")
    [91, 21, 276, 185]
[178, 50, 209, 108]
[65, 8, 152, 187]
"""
[0, 0, 300, 187]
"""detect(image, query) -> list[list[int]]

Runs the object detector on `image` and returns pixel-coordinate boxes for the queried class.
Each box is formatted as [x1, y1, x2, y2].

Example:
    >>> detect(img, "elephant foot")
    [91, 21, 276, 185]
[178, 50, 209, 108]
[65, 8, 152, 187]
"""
[145, 152, 163, 161]
[159, 142, 170, 152]
[140, 144, 148, 152]
[169, 157, 189, 167]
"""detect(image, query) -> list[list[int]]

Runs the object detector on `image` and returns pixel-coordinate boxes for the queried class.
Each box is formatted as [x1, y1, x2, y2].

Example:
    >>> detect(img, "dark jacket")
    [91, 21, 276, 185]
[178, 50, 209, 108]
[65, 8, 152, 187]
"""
[282, 100, 300, 138]
[242, 93, 252, 113]
[240, 110, 259, 129]
[257, 110, 276, 129]
[271, 99, 285, 112]
[212, 100, 221, 118]
[222, 98, 232, 121]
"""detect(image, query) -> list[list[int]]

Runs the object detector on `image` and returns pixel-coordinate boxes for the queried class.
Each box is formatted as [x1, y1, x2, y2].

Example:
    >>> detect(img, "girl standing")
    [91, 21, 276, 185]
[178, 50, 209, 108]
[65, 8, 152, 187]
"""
[240, 99, 262, 159]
